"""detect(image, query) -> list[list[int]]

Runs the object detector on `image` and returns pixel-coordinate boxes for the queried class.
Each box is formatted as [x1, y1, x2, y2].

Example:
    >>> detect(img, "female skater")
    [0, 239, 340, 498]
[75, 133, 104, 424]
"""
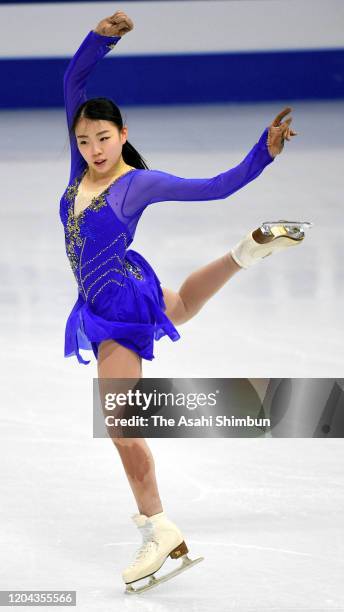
[60, 10, 306, 594]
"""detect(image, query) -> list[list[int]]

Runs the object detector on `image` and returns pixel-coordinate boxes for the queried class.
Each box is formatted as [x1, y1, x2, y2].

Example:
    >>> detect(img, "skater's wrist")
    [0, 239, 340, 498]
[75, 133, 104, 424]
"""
[90, 29, 122, 44]
[266, 146, 276, 160]
[257, 127, 276, 162]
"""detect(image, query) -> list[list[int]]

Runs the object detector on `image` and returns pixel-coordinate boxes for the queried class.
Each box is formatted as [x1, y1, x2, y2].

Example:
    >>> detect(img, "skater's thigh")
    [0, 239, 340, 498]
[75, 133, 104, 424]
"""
[162, 287, 187, 325]
[97, 339, 142, 378]
[97, 339, 143, 446]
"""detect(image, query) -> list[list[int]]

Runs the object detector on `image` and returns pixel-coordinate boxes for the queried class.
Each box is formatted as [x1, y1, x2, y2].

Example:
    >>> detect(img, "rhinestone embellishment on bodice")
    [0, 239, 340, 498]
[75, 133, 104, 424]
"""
[63, 167, 144, 301]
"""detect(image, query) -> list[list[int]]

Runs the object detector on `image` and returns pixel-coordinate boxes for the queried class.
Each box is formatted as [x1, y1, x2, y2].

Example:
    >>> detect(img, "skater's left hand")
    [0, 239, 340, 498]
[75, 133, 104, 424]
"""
[267, 107, 298, 158]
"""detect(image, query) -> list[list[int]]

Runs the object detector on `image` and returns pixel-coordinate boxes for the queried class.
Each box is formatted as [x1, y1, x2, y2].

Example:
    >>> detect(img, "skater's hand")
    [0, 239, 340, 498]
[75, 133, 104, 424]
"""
[267, 107, 298, 158]
[94, 11, 134, 37]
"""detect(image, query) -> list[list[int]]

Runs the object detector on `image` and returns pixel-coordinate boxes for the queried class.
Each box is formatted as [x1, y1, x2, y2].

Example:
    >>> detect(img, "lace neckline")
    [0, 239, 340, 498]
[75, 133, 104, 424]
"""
[71, 167, 137, 220]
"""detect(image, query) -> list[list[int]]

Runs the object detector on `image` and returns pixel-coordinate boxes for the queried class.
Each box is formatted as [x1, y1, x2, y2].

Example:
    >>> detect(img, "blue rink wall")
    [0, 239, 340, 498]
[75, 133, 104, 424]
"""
[0, 0, 343, 108]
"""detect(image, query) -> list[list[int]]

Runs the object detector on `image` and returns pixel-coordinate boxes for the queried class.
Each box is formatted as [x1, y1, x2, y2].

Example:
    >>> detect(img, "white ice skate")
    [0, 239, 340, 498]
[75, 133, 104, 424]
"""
[122, 511, 204, 594]
[230, 220, 313, 269]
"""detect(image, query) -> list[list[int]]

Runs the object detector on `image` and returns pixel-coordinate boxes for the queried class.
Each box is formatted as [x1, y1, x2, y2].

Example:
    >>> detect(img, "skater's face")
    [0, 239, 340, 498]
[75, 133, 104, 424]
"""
[75, 118, 128, 173]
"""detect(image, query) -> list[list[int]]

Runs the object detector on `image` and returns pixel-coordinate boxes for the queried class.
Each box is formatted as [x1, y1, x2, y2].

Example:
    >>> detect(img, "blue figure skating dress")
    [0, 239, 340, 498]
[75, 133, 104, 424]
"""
[60, 30, 275, 365]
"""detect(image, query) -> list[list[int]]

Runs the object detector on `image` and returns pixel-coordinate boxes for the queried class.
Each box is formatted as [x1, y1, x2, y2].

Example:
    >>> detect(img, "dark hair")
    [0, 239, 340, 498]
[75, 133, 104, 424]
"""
[68, 97, 149, 169]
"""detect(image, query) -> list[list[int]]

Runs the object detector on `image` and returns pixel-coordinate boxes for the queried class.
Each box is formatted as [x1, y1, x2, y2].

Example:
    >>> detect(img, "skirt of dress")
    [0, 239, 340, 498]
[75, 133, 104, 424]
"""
[64, 249, 181, 365]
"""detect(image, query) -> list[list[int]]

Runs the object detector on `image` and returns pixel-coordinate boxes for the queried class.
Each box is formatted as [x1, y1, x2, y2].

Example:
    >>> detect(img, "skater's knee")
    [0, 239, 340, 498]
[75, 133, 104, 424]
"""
[111, 437, 146, 449]
[111, 438, 153, 475]
[111, 437, 132, 447]
[162, 287, 189, 325]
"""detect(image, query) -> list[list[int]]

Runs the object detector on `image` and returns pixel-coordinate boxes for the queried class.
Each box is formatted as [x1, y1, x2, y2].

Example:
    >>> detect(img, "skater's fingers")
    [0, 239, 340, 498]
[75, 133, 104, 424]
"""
[109, 12, 134, 28]
[285, 125, 299, 141]
[281, 117, 292, 129]
[271, 106, 292, 126]
[112, 16, 132, 27]
[94, 12, 134, 39]
[109, 11, 127, 19]
[112, 15, 129, 23]
[106, 13, 121, 23]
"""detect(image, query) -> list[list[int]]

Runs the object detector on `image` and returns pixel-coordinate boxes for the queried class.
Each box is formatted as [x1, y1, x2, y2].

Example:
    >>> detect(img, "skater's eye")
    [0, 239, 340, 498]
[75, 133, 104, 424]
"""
[79, 137, 109, 145]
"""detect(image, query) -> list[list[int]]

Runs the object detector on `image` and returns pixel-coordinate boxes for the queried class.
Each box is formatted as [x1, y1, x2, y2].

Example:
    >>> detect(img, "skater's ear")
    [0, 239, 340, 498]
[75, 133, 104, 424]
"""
[120, 125, 128, 145]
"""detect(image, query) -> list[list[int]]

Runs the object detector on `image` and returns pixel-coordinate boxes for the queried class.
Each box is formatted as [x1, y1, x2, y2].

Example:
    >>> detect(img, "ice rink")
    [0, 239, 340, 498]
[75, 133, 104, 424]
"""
[1, 101, 344, 610]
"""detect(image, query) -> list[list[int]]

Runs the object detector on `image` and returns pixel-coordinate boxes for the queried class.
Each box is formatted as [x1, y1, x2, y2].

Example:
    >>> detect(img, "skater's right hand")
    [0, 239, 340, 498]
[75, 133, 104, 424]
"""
[267, 107, 298, 158]
[94, 11, 134, 37]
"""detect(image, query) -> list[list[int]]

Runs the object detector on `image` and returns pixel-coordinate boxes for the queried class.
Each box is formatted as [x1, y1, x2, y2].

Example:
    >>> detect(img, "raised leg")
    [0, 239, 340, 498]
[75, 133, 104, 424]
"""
[97, 339, 163, 517]
[162, 218, 311, 325]
[162, 252, 241, 325]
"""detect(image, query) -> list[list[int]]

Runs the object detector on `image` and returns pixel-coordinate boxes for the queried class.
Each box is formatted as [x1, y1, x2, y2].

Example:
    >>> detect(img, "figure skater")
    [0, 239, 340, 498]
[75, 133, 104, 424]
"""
[60, 9, 310, 594]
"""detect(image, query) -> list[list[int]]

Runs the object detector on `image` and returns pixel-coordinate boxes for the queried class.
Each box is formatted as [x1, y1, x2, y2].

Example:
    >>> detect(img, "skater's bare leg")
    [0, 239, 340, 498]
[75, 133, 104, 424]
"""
[97, 339, 163, 517]
[248, 378, 270, 403]
[162, 253, 240, 325]
[163, 218, 311, 325]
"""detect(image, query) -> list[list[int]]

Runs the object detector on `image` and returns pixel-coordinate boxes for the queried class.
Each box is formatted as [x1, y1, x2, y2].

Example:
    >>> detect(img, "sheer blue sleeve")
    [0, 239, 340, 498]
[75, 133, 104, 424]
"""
[63, 29, 122, 184]
[119, 127, 275, 224]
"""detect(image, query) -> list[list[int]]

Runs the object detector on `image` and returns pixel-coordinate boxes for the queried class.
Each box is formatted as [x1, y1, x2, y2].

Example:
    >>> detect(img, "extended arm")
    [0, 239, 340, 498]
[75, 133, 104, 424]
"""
[63, 30, 121, 183]
[121, 127, 275, 220]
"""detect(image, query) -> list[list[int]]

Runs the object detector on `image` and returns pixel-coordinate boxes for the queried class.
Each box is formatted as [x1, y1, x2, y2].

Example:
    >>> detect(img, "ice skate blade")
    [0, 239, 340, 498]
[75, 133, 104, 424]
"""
[124, 554, 204, 595]
[260, 220, 313, 240]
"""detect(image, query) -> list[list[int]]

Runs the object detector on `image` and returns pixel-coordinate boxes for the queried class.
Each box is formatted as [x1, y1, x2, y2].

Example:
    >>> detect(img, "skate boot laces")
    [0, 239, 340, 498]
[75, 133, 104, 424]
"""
[128, 525, 159, 568]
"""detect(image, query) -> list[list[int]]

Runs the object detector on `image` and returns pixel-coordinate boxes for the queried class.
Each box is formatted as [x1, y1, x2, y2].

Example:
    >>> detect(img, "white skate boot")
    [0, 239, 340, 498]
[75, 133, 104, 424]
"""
[122, 511, 204, 594]
[230, 220, 313, 269]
